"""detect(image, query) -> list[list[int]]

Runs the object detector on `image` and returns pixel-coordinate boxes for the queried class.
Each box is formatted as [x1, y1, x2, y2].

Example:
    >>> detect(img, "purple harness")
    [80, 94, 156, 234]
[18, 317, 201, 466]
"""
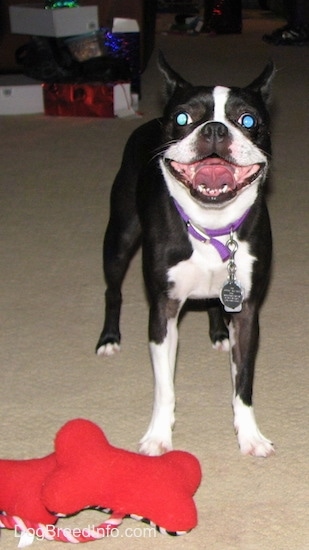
[173, 199, 251, 261]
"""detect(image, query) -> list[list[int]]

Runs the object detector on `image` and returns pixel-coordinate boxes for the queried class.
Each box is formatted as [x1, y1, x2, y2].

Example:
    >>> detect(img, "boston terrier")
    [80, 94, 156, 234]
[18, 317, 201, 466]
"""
[96, 54, 275, 458]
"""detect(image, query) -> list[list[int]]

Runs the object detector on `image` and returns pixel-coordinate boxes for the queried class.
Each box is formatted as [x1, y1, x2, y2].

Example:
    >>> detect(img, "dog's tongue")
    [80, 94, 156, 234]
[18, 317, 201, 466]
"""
[193, 165, 236, 190]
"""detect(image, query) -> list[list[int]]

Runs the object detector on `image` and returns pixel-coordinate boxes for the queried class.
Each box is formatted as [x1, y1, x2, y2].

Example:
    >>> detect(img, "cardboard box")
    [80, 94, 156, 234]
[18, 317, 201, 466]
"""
[0, 75, 44, 115]
[9, 4, 98, 38]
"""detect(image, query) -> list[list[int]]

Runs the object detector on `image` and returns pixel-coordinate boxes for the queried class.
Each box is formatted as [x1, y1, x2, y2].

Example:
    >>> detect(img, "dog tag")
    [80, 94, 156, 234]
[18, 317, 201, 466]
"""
[220, 280, 243, 312]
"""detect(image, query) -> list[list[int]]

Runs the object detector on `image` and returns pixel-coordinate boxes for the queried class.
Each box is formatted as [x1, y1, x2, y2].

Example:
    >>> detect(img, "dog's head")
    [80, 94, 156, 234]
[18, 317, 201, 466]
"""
[158, 54, 274, 208]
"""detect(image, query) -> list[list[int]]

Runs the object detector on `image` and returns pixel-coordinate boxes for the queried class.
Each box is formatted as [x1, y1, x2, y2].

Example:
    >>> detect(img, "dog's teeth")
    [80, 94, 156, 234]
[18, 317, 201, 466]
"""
[196, 183, 231, 197]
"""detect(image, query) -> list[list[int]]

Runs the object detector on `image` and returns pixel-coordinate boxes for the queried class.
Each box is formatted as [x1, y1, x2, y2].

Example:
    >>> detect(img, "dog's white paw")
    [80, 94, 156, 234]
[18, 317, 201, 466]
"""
[139, 434, 173, 456]
[237, 429, 274, 457]
[233, 397, 274, 457]
[212, 338, 230, 352]
[96, 342, 120, 357]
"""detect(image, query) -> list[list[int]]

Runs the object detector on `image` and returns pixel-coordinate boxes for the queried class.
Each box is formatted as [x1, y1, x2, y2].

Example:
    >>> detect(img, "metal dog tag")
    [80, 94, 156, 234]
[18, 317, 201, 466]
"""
[220, 280, 243, 312]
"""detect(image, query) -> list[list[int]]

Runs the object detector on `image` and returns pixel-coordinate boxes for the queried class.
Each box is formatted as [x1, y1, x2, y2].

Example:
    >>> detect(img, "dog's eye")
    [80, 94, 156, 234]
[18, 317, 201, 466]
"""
[175, 112, 193, 126]
[238, 113, 256, 129]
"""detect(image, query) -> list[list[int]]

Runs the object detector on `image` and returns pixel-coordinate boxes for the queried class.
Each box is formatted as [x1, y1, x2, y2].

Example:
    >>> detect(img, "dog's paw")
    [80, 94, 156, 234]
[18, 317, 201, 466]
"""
[96, 342, 120, 357]
[212, 338, 230, 352]
[237, 430, 275, 458]
[139, 435, 173, 456]
[233, 398, 274, 457]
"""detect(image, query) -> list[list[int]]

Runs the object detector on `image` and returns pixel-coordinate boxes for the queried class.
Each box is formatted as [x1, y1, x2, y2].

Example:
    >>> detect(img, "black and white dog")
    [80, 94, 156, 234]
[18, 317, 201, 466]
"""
[96, 54, 275, 458]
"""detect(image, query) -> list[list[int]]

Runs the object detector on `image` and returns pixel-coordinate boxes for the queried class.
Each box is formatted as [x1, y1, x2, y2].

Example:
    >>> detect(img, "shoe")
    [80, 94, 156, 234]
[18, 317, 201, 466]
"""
[280, 26, 309, 45]
[263, 25, 309, 45]
[262, 25, 290, 43]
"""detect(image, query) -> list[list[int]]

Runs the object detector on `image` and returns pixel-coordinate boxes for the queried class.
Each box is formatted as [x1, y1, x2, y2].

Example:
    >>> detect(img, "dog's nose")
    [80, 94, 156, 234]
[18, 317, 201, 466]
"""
[202, 122, 229, 143]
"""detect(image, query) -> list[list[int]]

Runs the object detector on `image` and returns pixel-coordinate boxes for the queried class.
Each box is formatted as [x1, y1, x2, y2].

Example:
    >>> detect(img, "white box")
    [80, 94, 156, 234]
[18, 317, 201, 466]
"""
[112, 18, 140, 33]
[9, 4, 98, 38]
[0, 75, 44, 115]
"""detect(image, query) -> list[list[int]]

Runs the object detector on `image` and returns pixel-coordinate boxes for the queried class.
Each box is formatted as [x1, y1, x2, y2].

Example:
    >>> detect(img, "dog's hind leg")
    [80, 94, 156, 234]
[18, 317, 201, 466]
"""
[207, 300, 230, 352]
[96, 213, 141, 356]
[139, 298, 181, 456]
[229, 303, 274, 457]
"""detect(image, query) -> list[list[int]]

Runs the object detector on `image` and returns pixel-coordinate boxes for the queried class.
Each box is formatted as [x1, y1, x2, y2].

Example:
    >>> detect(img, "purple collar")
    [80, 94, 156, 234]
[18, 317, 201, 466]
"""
[173, 199, 251, 261]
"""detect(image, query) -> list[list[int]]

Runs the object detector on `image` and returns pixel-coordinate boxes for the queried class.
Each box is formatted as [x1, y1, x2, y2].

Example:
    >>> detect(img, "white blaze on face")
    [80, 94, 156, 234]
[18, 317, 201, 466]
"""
[213, 85, 231, 122]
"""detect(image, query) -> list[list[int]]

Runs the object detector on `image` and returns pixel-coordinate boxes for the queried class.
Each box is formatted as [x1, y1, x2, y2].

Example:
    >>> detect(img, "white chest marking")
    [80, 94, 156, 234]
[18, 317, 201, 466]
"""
[168, 235, 255, 303]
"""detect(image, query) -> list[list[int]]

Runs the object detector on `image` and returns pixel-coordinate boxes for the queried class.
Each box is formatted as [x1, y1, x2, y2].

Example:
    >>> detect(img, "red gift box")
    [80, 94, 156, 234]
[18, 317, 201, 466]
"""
[43, 82, 124, 117]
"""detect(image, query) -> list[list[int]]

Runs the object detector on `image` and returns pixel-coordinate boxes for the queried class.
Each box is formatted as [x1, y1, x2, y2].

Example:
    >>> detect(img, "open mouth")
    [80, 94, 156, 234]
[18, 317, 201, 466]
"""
[166, 157, 264, 203]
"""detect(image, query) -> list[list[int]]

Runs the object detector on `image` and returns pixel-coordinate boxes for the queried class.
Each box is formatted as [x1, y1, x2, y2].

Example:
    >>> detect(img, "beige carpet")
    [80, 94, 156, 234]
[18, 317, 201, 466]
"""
[1, 10, 309, 550]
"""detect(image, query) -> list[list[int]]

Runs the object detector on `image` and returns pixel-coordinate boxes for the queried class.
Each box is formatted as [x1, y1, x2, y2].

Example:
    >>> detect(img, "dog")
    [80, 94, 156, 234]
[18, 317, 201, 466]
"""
[96, 54, 275, 458]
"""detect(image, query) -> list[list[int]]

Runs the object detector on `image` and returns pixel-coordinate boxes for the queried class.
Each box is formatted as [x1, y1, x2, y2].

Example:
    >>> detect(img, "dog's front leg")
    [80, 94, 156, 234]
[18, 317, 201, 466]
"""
[229, 302, 274, 457]
[139, 299, 180, 456]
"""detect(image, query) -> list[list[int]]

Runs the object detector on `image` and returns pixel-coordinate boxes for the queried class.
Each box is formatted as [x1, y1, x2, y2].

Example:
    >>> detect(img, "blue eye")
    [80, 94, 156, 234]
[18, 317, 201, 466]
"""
[176, 112, 192, 126]
[239, 113, 256, 129]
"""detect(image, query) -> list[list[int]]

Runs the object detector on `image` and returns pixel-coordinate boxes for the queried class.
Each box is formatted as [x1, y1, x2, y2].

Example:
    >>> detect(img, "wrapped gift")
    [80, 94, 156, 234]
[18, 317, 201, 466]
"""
[43, 81, 135, 118]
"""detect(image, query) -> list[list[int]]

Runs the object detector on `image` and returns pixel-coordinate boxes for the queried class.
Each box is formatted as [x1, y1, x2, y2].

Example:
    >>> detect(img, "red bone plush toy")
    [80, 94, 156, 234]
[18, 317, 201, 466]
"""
[0, 419, 202, 543]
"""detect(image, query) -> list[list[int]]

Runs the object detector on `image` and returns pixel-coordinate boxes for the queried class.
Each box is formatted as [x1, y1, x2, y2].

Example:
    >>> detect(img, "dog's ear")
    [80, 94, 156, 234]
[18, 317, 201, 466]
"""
[158, 51, 191, 99]
[245, 60, 275, 103]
